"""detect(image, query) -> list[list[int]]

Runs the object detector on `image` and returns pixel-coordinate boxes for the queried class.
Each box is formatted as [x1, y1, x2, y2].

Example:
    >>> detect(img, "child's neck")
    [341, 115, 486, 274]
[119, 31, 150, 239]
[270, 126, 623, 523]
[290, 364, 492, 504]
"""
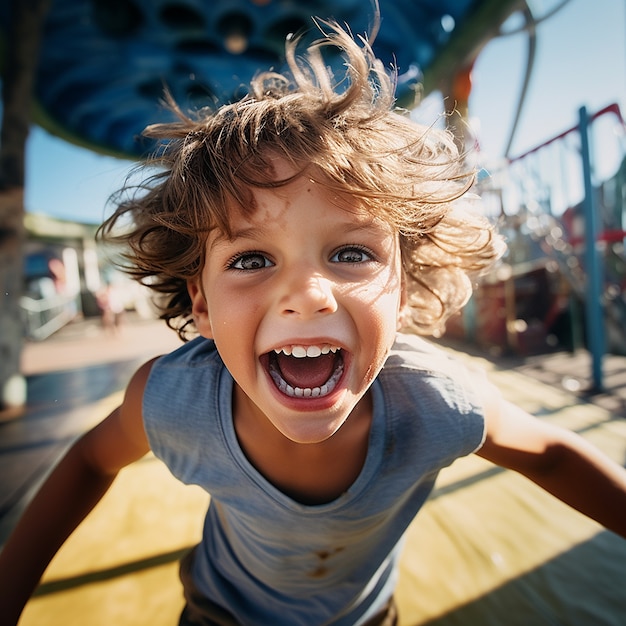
[233, 390, 373, 505]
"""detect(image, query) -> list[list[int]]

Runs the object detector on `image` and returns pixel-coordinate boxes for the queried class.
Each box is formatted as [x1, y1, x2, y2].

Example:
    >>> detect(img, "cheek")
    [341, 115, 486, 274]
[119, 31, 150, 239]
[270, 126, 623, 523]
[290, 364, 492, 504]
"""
[207, 285, 263, 344]
[363, 275, 404, 346]
[358, 269, 403, 317]
[349, 284, 401, 360]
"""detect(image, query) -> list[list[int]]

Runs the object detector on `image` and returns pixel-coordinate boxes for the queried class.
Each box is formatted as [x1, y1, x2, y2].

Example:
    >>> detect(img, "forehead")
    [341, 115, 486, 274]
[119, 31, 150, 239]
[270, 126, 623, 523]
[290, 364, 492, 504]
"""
[210, 178, 390, 249]
[223, 155, 374, 218]
[243, 184, 380, 228]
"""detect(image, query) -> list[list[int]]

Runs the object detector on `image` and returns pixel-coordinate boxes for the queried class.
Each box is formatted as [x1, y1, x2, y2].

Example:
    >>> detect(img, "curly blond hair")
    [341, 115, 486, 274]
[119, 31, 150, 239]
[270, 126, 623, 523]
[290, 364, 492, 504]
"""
[98, 20, 504, 340]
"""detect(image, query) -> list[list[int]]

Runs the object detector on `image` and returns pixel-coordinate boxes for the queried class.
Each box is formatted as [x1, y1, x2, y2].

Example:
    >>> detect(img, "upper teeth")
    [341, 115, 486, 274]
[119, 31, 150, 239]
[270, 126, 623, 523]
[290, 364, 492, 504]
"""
[274, 345, 340, 358]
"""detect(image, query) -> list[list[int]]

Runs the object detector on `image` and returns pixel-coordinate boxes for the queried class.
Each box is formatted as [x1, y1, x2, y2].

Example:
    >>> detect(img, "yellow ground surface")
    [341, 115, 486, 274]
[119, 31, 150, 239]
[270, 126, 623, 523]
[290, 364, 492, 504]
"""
[19, 359, 626, 626]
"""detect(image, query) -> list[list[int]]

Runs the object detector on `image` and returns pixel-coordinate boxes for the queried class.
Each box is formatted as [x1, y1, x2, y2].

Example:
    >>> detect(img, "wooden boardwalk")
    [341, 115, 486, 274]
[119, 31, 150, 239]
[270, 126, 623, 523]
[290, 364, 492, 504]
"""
[2, 315, 625, 625]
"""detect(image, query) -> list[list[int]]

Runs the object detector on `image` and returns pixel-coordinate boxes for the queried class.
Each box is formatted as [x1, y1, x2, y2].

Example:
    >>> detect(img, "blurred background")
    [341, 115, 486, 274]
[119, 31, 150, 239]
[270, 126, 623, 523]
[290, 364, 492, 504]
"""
[1, 0, 624, 377]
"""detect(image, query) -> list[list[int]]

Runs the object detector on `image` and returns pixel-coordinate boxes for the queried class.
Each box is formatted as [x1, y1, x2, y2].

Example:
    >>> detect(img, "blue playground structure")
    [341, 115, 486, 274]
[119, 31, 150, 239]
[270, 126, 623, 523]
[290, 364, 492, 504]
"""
[0, 0, 519, 157]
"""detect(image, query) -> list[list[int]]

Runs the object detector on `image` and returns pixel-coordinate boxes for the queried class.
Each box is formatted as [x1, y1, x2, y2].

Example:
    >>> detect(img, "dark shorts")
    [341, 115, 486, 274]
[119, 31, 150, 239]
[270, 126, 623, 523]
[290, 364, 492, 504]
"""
[178, 548, 398, 626]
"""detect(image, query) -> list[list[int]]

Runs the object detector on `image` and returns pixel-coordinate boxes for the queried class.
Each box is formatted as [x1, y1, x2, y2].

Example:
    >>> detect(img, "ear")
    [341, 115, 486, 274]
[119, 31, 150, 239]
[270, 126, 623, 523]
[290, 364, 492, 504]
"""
[187, 278, 214, 339]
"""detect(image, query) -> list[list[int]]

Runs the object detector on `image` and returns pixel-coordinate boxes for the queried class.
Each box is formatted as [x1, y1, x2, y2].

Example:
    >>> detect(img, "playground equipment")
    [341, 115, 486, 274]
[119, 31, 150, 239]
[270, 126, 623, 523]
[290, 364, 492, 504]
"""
[455, 103, 626, 389]
[0, 0, 521, 157]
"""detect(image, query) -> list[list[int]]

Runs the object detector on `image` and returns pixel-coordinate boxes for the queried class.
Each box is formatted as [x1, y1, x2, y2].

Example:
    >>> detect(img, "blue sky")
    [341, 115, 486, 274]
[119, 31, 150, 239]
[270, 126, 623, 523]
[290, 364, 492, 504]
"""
[23, 0, 626, 225]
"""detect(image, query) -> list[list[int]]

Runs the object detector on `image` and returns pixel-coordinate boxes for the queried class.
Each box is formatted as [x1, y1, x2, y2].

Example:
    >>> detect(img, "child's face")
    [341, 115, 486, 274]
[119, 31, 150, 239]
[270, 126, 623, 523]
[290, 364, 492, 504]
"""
[188, 159, 404, 444]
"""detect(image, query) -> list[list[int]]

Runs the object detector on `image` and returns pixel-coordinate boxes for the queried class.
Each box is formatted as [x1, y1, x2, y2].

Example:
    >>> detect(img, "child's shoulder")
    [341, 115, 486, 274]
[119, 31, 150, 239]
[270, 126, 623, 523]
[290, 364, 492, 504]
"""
[384, 333, 486, 399]
[380, 334, 487, 456]
[387, 333, 463, 372]
[155, 335, 220, 368]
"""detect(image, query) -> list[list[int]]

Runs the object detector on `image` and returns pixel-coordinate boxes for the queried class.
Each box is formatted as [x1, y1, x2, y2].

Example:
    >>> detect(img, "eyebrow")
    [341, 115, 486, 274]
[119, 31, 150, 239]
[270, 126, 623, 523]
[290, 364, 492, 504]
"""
[343, 220, 387, 234]
[209, 216, 388, 250]
[209, 226, 268, 249]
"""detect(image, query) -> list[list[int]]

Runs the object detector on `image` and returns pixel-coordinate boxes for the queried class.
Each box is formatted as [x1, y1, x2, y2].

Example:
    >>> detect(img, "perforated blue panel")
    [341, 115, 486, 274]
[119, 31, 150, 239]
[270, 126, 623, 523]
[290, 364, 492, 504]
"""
[1, 0, 483, 156]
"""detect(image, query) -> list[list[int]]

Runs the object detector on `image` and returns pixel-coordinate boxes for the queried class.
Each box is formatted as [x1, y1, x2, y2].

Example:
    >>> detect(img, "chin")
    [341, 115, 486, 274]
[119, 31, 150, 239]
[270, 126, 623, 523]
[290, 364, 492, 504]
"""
[276, 420, 346, 445]
[267, 392, 354, 444]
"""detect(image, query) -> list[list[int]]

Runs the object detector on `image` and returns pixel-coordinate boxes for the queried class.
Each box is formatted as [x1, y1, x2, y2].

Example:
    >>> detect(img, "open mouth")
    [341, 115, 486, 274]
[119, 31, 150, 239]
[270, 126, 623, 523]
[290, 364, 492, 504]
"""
[266, 344, 345, 398]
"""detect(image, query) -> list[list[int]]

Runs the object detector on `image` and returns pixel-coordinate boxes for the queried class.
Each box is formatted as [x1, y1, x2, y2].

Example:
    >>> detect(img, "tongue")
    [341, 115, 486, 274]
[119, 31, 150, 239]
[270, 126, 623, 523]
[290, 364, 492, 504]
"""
[275, 352, 337, 389]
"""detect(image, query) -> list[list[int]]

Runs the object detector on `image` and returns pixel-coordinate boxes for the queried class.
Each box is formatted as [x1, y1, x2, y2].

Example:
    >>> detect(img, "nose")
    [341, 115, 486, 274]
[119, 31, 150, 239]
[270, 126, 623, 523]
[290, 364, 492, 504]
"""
[279, 270, 338, 318]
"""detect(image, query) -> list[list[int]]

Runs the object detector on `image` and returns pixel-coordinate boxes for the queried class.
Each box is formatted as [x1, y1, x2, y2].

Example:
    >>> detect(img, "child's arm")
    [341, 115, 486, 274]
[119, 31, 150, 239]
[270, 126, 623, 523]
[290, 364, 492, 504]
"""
[0, 359, 156, 624]
[475, 379, 626, 539]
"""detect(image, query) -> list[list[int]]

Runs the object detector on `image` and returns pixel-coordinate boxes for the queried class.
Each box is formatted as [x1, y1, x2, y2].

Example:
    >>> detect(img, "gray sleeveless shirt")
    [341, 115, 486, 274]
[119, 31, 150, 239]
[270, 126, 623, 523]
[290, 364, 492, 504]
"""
[144, 333, 485, 625]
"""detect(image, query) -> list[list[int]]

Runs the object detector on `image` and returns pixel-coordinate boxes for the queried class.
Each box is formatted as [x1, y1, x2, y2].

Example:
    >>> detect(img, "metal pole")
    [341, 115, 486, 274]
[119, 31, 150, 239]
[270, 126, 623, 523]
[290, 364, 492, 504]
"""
[578, 106, 605, 391]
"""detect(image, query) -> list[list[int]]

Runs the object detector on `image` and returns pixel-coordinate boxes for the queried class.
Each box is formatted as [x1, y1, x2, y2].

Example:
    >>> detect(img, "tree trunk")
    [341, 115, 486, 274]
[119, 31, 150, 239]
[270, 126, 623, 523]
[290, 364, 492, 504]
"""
[0, 0, 50, 417]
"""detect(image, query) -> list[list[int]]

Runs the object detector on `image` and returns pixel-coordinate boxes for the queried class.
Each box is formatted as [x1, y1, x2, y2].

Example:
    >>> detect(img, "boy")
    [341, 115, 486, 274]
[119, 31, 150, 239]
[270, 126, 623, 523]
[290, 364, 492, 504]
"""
[1, 21, 625, 626]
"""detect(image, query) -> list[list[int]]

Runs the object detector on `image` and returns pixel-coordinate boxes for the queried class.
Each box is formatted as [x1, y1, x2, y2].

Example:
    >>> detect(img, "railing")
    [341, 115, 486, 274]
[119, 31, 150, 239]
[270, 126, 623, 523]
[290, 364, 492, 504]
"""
[20, 293, 79, 341]
[478, 103, 626, 390]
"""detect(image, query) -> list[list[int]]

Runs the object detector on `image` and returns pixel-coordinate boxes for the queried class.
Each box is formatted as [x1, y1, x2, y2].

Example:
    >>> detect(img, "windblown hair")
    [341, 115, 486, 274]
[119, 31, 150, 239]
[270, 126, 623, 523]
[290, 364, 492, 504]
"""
[98, 20, 504, 340]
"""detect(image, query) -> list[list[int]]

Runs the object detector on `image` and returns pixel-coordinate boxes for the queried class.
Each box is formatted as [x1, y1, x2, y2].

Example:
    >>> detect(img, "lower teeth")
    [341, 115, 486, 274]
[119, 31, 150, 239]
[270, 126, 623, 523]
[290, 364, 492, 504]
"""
[270, 362, 344, 398]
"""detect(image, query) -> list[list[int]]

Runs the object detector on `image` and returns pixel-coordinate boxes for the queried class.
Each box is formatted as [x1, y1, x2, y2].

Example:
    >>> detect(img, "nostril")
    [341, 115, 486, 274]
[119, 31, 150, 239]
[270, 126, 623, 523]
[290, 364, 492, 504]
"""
[279, 273, 338, 317]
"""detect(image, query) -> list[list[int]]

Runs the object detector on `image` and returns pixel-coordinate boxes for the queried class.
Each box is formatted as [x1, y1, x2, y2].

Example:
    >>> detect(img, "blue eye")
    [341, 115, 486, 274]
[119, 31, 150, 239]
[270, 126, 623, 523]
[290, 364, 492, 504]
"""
[230, 252, 273, 270]
[331, 246, 373, 263]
